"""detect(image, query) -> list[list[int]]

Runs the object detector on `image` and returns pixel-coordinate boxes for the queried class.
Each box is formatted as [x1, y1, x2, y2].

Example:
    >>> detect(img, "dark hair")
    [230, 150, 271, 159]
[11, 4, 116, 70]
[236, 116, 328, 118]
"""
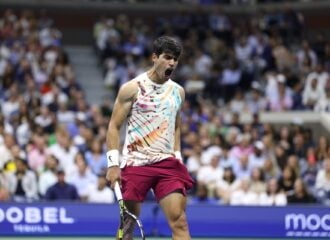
[152, 36, 182, 58]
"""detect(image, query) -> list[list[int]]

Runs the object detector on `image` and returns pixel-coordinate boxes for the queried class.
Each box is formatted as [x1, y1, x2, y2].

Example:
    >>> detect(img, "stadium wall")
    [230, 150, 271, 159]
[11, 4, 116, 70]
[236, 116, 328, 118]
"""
[222, 111, 330, 142]
[0, 202, 329, 238]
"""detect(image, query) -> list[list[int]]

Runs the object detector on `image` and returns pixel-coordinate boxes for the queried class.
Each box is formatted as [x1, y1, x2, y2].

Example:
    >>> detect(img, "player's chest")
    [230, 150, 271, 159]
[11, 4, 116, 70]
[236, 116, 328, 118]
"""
[133, 87, 180, 114]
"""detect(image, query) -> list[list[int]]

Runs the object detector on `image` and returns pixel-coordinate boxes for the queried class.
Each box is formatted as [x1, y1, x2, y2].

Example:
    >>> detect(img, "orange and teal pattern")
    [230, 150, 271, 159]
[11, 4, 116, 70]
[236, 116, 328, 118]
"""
[122, 73, 182, 166]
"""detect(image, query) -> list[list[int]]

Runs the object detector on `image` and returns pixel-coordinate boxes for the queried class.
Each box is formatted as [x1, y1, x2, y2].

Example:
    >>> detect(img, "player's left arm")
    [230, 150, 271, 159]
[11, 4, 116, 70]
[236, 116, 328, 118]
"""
[174, 86, 185, 162]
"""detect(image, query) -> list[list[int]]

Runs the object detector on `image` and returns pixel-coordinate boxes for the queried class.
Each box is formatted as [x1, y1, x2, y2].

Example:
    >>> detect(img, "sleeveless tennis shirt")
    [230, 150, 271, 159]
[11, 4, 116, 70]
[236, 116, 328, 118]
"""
[122, 72, 182, 166]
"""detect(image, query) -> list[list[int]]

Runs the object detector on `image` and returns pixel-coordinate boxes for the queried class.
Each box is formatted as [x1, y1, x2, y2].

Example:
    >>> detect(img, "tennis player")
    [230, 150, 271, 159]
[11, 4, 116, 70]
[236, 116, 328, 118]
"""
[106, 36, 194, 239]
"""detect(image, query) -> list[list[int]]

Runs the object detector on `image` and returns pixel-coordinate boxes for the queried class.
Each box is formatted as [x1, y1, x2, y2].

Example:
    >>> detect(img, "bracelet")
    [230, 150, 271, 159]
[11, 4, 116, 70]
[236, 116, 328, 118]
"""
[106, 149, 119, 168]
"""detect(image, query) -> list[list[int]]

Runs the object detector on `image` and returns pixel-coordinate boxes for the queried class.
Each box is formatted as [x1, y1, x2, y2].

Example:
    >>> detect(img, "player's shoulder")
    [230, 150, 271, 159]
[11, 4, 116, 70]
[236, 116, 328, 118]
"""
[118, 80, 138, 101]
[119, 81, 137, 95]
[168, 79, 185, 101]
[118, 73, 147, 100]
[169, 79, 184, 91]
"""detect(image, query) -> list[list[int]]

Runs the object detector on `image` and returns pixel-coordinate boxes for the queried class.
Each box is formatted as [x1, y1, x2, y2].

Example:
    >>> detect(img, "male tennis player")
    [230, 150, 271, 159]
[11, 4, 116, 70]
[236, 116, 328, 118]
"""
[106, 36, 194, 240]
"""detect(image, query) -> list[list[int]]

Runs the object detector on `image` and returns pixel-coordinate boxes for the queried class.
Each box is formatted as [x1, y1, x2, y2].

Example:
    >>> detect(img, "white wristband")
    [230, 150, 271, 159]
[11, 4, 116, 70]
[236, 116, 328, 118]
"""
[107, 149, 120, 168]
[174, 151, 182, 162]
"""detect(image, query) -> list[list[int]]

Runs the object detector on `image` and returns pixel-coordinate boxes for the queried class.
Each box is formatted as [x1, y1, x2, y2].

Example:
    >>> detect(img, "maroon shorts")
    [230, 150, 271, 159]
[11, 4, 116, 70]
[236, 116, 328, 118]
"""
[121, 157, 194, 202]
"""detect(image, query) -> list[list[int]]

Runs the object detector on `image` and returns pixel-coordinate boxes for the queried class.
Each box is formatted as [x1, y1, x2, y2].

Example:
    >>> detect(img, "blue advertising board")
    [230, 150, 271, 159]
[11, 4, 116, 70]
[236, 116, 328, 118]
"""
[0, 202, 329, 238]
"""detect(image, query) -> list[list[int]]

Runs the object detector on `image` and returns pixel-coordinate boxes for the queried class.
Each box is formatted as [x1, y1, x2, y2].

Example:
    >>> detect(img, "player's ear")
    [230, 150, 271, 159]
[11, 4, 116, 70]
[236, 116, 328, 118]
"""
[151, 53, 158, 62]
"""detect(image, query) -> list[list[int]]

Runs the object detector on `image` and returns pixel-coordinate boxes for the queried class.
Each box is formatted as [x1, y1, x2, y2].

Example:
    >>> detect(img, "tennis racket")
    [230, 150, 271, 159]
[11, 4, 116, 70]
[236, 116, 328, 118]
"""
[114, 181, 145, 240]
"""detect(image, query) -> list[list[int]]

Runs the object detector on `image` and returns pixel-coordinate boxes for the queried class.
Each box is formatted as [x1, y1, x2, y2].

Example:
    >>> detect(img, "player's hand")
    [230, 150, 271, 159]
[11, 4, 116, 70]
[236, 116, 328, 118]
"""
[106, 166, 121, 189]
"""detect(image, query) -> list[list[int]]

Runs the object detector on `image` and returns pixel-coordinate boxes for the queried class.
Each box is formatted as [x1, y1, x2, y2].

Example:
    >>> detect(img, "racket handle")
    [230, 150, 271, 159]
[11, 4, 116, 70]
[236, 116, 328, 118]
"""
[114, 181, 123, 201]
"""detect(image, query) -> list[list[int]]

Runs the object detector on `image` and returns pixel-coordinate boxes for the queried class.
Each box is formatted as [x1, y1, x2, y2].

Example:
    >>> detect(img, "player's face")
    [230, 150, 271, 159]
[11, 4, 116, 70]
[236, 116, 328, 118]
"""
[153, 52, 179, 81]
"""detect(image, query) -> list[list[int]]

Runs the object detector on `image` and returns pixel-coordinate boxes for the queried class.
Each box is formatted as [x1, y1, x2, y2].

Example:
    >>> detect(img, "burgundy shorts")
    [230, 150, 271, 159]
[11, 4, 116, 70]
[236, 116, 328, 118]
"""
[121, 157, 194, 202]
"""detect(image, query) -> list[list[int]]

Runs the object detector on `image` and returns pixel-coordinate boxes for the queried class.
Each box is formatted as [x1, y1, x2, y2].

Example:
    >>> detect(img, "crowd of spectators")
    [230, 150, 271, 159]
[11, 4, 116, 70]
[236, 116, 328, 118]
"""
[0, 9, 114, 203]
[0, 5, 330, 207]
[94, 4, 330, 206]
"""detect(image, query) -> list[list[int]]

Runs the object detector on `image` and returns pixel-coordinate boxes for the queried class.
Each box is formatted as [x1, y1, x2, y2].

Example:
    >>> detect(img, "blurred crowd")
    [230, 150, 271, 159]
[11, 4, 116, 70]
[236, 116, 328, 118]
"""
[0, 9, 114, 203]
[0, 5, 330, 206]
[97, 5, 330, 112]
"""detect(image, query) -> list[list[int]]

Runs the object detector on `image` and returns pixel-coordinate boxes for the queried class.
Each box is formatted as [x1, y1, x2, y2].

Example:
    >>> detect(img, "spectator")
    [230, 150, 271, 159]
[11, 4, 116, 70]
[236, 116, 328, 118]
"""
[249, 140, 267, 168]
[229, 178, 258, 206]
[232, 153, 254, 180]
[228, 89, 248, 113]
[86, 174, 114, 203]
[290, 132, 308, 161]
[314, 136, 329, 162]
[246, 82, 267, 113]
[286, 154, 301, 178]
[47, 126, 79, 174]
[45, 168, 79, 201]
[7, 158, 38, 202]
[194, 49, 213, 78]
[38, 155, 59, 197]
[302, 74, 325, 110]
[27, 133, 48, 174]
[72, 122, 94, 153]
[1, 85, 20, 121]
[186, 144, 203, 180]
[200, 136, 222, 165]
[271, 37, 295, 72]
[287, 178, 316, 204]
[314, 86, 330, 112]
[259, 178, 287, 206]
[305, 63, 329, 90]
[85, 138, 107, 175]
[315, 158, 330, 205]
[220, 60, 242, 103]
[277, 126, 292, 152]
[267, 74, 293, 111]
[249, 167, 266, 195]
[216, 167, 240, 204]
[262, 158, 280, 181]
[34, 105, 56, 134]
[197, 154, 223, 197]
[56, 100, 75, 126]
[229, 133, 253, 160]
[184, 73, 205, 106]
[278, 165, 297, 195]
[235, 35, 253, 70]
[67, 153, 97, 201]
[296, 40, 318, 72]
[227, 112, 243, 133]
[0, 169, 11, 201]
[219, 143, 236, 169]
[301, 156, 319, 193]
[291, 81, 305, 110]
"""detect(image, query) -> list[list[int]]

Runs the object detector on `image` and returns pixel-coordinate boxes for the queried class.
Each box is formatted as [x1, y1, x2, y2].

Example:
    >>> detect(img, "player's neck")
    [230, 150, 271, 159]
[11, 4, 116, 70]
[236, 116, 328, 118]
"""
[147, 69, 166, 85]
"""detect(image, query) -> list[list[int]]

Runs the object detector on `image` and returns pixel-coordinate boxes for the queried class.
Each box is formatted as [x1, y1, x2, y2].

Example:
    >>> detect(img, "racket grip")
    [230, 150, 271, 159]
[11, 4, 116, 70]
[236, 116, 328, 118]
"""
[114, 181, 123, 201]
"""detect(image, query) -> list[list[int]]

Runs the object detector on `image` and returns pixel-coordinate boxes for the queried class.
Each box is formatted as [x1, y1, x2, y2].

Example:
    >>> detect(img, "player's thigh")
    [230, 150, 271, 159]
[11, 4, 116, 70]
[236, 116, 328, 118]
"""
[125, 200, 142, 217]
[159, 192, 187, 221]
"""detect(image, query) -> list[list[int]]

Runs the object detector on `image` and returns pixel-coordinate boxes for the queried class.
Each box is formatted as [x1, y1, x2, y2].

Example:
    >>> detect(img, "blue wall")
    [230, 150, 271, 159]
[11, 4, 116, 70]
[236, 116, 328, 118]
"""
[0, 202, 329, 238]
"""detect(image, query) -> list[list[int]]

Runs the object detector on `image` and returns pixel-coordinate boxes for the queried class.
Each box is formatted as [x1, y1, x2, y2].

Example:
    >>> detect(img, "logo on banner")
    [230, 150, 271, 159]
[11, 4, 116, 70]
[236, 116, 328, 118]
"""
[285, 213, 330, 238]
[0, 206, 74, 233]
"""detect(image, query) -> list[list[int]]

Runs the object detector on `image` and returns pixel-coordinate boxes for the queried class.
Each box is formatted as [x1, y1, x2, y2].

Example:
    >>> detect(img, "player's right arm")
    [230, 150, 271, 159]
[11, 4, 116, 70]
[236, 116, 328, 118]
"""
[106, 80, 138, 189]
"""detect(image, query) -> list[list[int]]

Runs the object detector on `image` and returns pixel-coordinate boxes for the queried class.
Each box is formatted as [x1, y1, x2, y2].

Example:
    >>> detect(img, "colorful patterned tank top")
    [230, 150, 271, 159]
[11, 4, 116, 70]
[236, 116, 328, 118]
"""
[122, 72, 182, 166]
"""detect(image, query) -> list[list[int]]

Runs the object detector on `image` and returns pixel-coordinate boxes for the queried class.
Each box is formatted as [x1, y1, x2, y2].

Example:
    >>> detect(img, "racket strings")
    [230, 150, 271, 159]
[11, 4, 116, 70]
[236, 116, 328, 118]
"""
[122, 212, 137, 239]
